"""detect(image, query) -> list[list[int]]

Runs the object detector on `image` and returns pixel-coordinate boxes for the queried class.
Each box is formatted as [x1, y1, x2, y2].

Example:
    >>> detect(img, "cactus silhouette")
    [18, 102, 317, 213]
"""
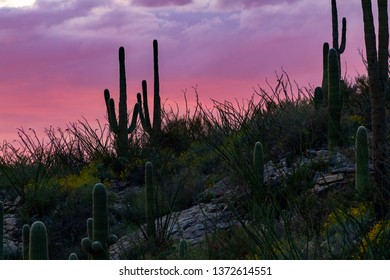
[145, 161, 156, 249]
[22, 224, 30, 260]
[104, 46, 140, 159]
[361, 0, 389, 219]
[29, 221, 49, 260]
[137, 39, 162, 143]
[81, 183, 117, 260]
[321, 42, 329, 104]
[355, 126, 369, 198]
[331, 0, 346, 76]
[314, 87, 324, 110]
[327, 48, 341, 153]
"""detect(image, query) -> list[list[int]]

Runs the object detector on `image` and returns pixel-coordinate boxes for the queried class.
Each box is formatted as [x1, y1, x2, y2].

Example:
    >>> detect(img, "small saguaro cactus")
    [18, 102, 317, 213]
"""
[145, 161, 156, 249]
[252, 142, 265, 214]
[327, 48, 342, 153]
[29, 221, 49, 260]
[331, 0, 346, 76]
[137, 39, 162, 143]
[355, 126, 369, 198]
[22, 224, 30, 260]
[84, 217, 93, 260]
[68, 253, 78, 260]
[104, 46, 140, 159]
[321, 42, 329, 104]
[178, 239, 188, 259]
[314, 87, 324, 110]
[81, 183, 117, 260]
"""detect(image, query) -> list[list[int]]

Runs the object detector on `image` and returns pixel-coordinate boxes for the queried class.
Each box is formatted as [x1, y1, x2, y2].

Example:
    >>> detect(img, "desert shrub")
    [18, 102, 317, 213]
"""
[59, 161, 102, 193]
[358, 219, 390, 259]
[321, 203, 373, 259]
[43, 185, 94, 259]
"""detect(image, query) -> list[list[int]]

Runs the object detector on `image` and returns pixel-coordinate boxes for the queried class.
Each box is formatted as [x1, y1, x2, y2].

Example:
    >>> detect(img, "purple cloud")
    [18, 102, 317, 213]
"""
[214, 0, 302, 9]
[132, 0, 193, 7]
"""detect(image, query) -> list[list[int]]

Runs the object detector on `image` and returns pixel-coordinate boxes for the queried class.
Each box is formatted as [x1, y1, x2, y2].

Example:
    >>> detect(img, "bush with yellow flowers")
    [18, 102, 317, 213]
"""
[357, 220, 390, 259]
[321, 203, 373, 258]
[59, 162, 102, 193]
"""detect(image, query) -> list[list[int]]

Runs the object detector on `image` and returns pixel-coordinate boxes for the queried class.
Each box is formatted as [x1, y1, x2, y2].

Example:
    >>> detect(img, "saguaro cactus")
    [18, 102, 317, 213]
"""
[178, 239, 188, 259]
[314, 87, 324, 110]
[29, 221, 49, 260]
[331, 0, 347, 76]
[327, 48, 341, 153]
[321, 42, 330, 104]
[361, 0, 389, 218]
[68, 253, 78, 260]
[138, 39, 162, 142]
[355, 126, 369, 198]
[104, 47, 140, 159]
[84, 217, 93, 260]
[145, 161, 156, 248]
[22, 224, 30, 260]
[81, 183, 117, 260]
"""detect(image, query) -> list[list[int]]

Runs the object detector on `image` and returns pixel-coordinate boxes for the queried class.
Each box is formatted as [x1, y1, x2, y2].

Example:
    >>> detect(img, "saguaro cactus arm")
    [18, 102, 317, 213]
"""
[137, 40, 162, 139]
[321, 42, 329, 103]
[331, 0, 347, 77]
[314, 87, 324, 110]
[332, 0, 347, 54]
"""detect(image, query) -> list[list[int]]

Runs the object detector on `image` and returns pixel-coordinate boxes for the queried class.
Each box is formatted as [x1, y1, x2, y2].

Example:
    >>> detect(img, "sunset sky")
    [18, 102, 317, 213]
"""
[0, 0, 383, 141]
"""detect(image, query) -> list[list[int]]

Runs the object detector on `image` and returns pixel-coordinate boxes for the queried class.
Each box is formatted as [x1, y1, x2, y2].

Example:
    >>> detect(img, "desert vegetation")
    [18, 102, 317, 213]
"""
[0, 0, 389, 260]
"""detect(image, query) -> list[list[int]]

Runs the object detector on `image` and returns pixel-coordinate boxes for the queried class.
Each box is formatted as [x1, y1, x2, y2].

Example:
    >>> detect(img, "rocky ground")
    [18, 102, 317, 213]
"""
[109, 146, 364, 259]
[1, 146, 367, 259]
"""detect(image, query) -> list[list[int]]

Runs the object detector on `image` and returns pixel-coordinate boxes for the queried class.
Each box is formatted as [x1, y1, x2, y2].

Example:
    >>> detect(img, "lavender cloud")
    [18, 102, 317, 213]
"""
[132, 0, 193, 7]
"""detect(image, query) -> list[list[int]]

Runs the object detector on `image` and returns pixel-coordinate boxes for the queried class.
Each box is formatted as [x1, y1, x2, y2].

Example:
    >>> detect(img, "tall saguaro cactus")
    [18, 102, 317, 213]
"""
[355, 126, 369, 198]
[29, 221, 49, 260]
[361, 0, 389, 218]
[331, 0, 347, 76]
[81, 183, 117, 260]
[327, 48, 342, 153]
[104, 47, 140, 159]
[138, 40, 162, 143]
[145, 161, 156, 249]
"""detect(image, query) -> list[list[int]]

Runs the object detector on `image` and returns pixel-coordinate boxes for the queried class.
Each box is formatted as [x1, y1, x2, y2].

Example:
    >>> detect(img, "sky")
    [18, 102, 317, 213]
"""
[0, 0, 384, 142]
